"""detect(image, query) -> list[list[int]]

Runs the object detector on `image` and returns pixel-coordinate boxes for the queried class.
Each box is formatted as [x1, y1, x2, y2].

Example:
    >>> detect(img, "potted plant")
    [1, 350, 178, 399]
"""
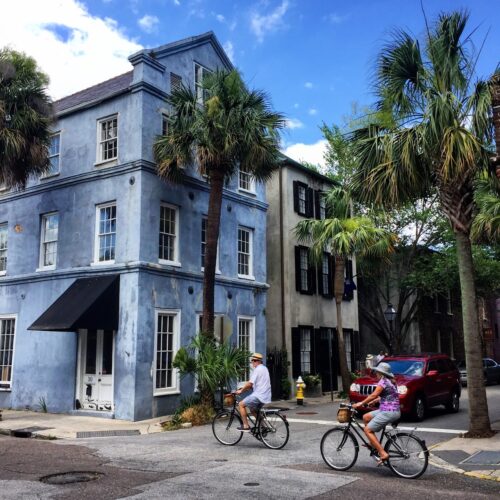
[303, 374, 322, 397]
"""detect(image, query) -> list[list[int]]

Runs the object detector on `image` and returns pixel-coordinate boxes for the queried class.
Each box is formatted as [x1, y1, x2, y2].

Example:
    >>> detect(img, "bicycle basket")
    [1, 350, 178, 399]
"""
[337, 408, 350, 423]
[223, 393, 235, 406]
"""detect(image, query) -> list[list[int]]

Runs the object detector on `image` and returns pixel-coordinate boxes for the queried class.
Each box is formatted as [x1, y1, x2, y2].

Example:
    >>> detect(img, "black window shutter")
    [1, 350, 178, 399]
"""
[343, 259, 354, 301]
[291, 327, 301, 377]
[306, 187, 314, 217]
[312, 328, 319, 374]
[309, 259, 316, 294]
[293, 181, 299, 213]
[327, 254, 334, 298]
[317, 264, 323, 295]
[294, 246, 301, 291]
[314, 190, 321, 220]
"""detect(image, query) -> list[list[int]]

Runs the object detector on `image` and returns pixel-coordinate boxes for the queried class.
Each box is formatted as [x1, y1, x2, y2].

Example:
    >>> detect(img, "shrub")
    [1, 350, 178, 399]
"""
[180, 404, 215, 426]
[303, 374, 322, 387]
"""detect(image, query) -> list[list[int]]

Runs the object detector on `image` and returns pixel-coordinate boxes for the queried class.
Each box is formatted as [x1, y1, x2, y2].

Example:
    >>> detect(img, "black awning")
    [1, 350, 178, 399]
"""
[28, 275, 120, 332]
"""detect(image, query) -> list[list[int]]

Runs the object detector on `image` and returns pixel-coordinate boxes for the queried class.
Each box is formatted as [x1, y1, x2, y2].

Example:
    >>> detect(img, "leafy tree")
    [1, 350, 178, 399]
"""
[154, 69, 285, 339]
[295, 186, 395, 393]
[0, 48, 53, 188]
[351, 11, 494, 437]
[173, 335, 249, 407]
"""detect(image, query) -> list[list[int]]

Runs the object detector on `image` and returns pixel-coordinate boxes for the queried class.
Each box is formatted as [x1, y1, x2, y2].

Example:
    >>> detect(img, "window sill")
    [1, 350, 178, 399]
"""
[201, 267, 221, 274]
[91, 260, 116, 266]
[94, 159, 118, 168]
[36, 266, 56, 272]
[0, 387, 12, 392]
[238, 188, 256, 196]
[0, 271, 6, 277]
[238, 274, 255, 281]
[154, 389, 180, 397]
[41, 172, 60, 180]
[159, 260, 181, 267]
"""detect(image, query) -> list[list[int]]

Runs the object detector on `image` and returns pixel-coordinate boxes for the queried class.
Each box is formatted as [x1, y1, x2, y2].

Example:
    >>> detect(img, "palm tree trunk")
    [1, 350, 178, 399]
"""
[455, 231, 493, 437]
[202, 168, 224, 337]
[334, 256, 351, 393]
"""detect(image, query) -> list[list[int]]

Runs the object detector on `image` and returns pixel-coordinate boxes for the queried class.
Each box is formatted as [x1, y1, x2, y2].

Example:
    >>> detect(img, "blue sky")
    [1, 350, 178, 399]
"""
[1, 0, 499, 166]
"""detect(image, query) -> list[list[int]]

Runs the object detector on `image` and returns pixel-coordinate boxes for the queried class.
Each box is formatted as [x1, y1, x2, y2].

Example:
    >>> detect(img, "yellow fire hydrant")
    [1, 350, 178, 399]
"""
[296, 376, 306, 405]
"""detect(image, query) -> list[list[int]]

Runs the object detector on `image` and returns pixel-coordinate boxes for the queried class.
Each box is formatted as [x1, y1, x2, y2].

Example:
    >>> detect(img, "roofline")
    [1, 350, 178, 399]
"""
[280, 154, 337, 185]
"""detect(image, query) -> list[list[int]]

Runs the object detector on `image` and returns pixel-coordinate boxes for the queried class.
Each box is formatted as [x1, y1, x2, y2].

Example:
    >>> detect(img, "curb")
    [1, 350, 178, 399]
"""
[429, 451, 500, 482]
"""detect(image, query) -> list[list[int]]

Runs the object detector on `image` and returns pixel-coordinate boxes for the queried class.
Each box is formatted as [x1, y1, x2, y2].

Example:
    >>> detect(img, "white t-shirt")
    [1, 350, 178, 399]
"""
[250, 364, 272, 403]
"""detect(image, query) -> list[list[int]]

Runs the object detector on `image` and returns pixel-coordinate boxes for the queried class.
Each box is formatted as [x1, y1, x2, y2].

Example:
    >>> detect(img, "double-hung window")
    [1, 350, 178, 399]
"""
[320, 253, 331, 296]
[238, 164, 255, 193]
[159, 204, 179, 265]
[293, 181, 314, 217]
[238, 316, 255, 380]
[195, 63, 211, 105]
[97, 115, 118, 163]
[154, 310, 180, 394]
[0, 223, 7, 275]
[45, 133, 60, 177]
[0, 316, 16, 389]
[95, 203, 116, 263]
[39, 213, 59, 269]
[237, 227, 253, 279]
[295, 246, 316, 294]
[300, 327, 312, 374]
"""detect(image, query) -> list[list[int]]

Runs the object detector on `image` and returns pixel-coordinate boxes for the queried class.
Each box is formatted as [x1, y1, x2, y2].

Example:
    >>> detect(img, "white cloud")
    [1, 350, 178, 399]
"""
[223, 41, 235, 63]
[308, 108, 318, 116]
[173, 0, 181, 5]
[327, 13, 346, 24]
[293, 103, 299, 109]
[215, 13, 225, 23]
[0, 0, 142, 100]
[304, 81, 313, 89]
[285, 118, 304, 130]
[250, 0, 289, 43]
[138, 14, 159, 34]
[283, 140, 328, 168]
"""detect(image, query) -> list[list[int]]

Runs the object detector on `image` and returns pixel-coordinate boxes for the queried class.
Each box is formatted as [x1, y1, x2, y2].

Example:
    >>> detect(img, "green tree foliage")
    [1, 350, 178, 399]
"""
[0, 48, 53, 188]
[351, 11, 494, 436]
[153, 69, 285, 342]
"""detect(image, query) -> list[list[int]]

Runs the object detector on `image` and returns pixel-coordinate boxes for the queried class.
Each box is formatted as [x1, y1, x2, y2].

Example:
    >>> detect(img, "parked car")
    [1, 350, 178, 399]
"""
[457, 358, 500, 386]
[349, 353, 461, 421]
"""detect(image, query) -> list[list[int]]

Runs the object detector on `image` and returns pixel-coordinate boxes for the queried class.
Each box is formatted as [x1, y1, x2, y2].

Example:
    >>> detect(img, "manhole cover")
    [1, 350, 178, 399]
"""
[40, 471, 103, 485]
[296, 412, 318, 415]
[244, 482, 260, 486]
[460, 451, 500, 465]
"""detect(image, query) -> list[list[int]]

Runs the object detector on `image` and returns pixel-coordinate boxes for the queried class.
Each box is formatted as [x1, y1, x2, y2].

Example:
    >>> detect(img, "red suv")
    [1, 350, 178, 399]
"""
[349, 354, 461, 421]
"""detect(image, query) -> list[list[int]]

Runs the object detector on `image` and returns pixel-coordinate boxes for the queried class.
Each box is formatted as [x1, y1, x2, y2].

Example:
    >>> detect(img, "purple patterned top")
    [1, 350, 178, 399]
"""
[378, 377, 400, 411]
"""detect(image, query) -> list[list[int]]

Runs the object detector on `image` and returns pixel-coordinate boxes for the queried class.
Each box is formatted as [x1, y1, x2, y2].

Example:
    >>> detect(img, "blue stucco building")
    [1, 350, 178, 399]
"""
[0, 32, 268, 421]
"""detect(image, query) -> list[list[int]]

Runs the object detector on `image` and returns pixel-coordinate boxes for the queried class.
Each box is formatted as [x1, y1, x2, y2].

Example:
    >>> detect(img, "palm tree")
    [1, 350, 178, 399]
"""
[471, 175, 500, 244]
[154, 69, 285, 337]
[0, 48, 53, 188]
[295, 186, 395, 393]
[490, 67, 500, 179]
[351, 11, 494, 436]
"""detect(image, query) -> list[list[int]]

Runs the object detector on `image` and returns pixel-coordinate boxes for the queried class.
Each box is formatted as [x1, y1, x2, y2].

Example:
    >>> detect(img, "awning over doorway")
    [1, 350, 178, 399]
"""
[28, 275, 119, 332]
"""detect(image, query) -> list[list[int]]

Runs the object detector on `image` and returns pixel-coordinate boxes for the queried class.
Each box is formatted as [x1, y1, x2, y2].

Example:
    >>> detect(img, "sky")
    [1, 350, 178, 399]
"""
[1, 0, 499, 167]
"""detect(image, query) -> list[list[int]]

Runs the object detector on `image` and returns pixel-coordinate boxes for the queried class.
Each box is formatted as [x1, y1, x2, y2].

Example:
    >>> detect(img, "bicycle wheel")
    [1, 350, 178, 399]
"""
[212, 410, 243, 445]
[320, 428, 358, 471]
[385, 432, 429, 479]
[259, 412, 289, 450]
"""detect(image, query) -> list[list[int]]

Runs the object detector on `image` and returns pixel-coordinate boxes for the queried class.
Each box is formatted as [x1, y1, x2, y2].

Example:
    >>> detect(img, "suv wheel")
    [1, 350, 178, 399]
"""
[445, 390, 460, 413]
[413, 396, 425, 421]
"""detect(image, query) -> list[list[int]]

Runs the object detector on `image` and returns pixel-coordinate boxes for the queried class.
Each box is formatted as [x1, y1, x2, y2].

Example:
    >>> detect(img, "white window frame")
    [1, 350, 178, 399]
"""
[201, 217, 220, 273]
[43, 132, 61, 178]
[194, 62, 212, 105]
[300, 327, 312, 374]
[0, 222, 7, 276]
[0, 315, 17, 390]
[237, 316, 255, 381]
[38, 212, 59, 271]
[154, 309, 181, 396]
[93, 202, 117, 265]
[238, 164, 256, 194]
[159, 203, 180, 267]
[237, 226, 254, 280]
[96, 114, 118, 165]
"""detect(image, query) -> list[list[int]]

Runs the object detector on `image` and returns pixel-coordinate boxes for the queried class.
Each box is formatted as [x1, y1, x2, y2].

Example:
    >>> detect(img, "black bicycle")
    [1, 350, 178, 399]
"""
[320, 403, 429, 479]
[212, 393, 290, 449]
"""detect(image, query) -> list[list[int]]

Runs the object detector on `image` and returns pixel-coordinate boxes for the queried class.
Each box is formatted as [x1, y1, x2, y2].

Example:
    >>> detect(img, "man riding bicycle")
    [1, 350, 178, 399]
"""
[235, 353, 271, 431]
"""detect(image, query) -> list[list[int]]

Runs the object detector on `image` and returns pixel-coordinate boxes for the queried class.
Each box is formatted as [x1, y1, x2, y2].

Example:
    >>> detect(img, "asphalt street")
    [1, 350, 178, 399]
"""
[0, 386, 498, 499]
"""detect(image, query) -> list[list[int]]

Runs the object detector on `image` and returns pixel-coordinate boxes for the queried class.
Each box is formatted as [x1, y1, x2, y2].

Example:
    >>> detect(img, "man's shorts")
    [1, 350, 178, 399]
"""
[242, 394, 264, 411]
[366, 410, 401, 431]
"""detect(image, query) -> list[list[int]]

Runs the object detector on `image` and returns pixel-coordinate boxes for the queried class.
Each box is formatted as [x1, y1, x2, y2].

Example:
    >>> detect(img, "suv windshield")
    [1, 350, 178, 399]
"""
[385, 360, 424, 376]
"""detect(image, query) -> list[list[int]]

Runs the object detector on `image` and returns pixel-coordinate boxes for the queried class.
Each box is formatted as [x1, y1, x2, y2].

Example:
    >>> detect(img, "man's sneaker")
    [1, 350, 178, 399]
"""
[236, 426, 250, 432]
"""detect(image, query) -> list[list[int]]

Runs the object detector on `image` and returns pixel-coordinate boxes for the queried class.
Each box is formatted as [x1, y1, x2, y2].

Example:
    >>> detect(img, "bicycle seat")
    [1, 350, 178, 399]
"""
[391, 419, 400, 428]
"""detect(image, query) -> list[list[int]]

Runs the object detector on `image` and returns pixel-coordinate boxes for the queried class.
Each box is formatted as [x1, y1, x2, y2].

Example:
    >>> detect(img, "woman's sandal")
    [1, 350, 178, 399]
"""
[376, 455, 389, 466]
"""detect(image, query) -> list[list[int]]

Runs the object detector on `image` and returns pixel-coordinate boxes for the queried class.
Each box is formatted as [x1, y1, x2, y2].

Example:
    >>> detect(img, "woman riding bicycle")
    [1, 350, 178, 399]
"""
[352, 362, 400, 465]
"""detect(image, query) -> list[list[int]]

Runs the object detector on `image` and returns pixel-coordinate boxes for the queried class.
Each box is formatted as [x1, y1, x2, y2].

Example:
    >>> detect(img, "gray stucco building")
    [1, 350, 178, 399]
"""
[266, 158, 359, 393]
[0, 32, 268, 421]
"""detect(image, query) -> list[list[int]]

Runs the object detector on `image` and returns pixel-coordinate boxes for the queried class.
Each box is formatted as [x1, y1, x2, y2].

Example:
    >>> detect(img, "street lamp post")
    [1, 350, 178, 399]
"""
[384, 303, 396, 355]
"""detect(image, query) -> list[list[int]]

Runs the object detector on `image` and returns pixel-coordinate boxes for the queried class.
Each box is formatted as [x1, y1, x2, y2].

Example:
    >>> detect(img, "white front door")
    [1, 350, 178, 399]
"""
[79, 329, 114, 411]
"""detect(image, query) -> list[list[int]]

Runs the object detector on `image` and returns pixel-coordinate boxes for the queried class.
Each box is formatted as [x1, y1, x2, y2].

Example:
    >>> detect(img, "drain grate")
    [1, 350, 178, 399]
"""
[460, 451, 500, 465]
[40, 471, 103, 485]
[76, 429, 140, 438]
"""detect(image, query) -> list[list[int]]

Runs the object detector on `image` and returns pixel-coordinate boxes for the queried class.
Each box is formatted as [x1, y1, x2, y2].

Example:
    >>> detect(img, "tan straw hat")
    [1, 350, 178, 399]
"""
[250, 353, 263, 360]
